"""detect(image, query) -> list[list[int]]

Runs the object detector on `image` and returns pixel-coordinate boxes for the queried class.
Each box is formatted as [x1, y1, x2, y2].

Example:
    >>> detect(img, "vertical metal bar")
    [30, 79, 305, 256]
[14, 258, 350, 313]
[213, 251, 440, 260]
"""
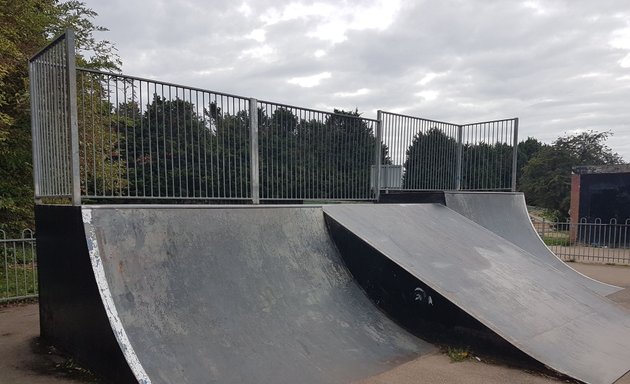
[28, 62, 41, 200]
[511, 118, 519, 192]
[65, 30, 81, 205]
[249, 98, 260, 204]
[2, 231, 6, 299]
[374, 111, 383, 201]
[455, 125, 463, 190]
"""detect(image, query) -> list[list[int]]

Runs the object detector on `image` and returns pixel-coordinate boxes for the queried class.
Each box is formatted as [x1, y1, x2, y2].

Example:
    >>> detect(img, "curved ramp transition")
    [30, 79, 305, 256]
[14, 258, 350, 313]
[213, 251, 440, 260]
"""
[443, 191, 621, 296]
[81, 206, 431, 384]
[324, 204, 630, 384]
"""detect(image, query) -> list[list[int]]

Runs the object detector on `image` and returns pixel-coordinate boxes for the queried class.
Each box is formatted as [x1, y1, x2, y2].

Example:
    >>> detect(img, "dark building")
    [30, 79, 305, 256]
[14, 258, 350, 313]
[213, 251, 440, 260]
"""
[569, 164, 630, 245]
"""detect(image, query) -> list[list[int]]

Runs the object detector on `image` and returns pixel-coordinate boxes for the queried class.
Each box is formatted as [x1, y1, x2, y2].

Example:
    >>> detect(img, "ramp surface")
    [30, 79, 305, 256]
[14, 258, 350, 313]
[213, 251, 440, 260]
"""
[444, 191, 621, 296]
[82, 206, 432, 384]
[324, 204, 630, 384]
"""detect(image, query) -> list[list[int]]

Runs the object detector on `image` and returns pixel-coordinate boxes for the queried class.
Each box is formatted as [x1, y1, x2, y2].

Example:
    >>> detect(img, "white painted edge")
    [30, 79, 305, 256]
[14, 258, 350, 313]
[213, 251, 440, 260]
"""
[82, 208, 152, 384]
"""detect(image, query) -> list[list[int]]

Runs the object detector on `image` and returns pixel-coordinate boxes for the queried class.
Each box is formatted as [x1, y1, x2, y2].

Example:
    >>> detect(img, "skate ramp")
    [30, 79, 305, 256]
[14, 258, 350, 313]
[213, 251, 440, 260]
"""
[324, 204, 630, 384]
[81, 206, 432, 384]
[444, 191, 621, 296]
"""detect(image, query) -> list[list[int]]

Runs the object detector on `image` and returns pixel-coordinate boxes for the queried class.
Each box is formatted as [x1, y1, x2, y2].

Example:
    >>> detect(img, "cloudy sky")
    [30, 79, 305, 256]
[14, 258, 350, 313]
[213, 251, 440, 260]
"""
[83, 0, 630, 160]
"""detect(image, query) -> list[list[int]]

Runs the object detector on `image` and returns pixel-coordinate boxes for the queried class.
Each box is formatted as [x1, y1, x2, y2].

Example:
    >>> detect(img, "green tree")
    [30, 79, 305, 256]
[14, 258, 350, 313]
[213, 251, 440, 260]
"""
[1, 0, 58, 233]
[515, 137, 544, 190]
[119, 95, 215, 198]
[403, 128, 458, 189]
[461, 142, 515, 190]
[520, 131, 624, 218]
[78, 72, 128, 198]
[0, 0, 119, 233]
[259, 107, 301, 199]
[256, 107, 388, 200]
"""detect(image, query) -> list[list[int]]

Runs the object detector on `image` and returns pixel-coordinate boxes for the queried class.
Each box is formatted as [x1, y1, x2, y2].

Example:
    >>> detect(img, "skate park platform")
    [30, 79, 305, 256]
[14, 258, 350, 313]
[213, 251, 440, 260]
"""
[36, 203, 630, 384]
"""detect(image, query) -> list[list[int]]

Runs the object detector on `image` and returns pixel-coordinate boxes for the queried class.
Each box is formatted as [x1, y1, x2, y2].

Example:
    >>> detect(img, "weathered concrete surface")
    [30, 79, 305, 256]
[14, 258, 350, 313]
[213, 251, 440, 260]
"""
[324, 204, 630, 384]
[443, 191, 621, 296]
[83, 206, 432, 384]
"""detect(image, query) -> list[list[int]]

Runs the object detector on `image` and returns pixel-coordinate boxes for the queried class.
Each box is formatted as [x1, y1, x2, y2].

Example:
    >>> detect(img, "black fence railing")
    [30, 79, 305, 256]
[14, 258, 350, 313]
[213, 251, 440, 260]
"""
[534, 218, 630, 265]
[1, 230, 37, 302]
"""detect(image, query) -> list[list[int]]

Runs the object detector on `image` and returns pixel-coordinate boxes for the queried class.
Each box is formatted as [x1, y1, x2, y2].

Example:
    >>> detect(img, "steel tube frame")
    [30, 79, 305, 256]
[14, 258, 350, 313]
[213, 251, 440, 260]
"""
[249, 98, 260, 204]
[29, 30, 520, 204]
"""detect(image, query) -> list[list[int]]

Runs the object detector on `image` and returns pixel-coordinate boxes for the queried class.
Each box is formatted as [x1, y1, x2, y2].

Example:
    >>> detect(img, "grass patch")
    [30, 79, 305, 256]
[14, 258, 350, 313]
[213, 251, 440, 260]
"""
[0, 246, 36, 264]
[0, 262, 38, 300]
[446, 346, 470, 362]
[543, 236, 570, 246]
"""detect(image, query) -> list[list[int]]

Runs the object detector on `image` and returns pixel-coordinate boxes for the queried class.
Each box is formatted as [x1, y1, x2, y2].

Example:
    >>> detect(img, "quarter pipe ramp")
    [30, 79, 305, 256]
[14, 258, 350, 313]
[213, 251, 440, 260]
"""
[324, 203, 630, 384]
[37, 205, 432, 384]
[443, 191, 621, 296]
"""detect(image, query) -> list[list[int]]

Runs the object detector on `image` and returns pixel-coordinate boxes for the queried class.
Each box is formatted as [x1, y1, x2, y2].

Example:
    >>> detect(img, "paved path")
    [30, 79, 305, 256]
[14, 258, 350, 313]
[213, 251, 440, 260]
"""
[0, 302, 100, 383]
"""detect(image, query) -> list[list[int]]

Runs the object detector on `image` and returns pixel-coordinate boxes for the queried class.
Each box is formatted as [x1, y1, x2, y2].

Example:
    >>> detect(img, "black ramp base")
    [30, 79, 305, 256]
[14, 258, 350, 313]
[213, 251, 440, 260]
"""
[80, 206, 432, 384]
[35, 205, 136, 383]
[444, 191, 621, 296]
[323, 204, 630, 384]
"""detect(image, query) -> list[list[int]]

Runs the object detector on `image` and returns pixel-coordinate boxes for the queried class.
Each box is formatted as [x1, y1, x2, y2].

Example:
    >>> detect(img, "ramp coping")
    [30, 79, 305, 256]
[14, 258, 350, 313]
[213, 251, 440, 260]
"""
[82, 208, 151, 384]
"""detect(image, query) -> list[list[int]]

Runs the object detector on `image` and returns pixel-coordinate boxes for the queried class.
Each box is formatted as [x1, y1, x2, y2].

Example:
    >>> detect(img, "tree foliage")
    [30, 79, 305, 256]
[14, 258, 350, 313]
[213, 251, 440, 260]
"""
[515, 137, 544, 190]
[403, 128, 458, 189]
[402, 128, 517, 190]
[0, 0, 118, 233]
[520, 131, 624, 218]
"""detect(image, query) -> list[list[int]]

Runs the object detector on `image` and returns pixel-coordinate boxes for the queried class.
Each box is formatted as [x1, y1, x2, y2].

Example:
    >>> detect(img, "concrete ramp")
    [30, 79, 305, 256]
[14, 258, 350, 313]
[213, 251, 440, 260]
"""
[444, 191, 621, 296]
[324, 204, 630, 384]
[78, 206, 431, 384]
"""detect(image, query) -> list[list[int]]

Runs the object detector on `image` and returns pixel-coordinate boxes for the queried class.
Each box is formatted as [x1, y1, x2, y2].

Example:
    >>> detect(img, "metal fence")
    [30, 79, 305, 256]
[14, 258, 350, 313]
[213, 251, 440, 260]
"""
[76, 68, 253, 201]
[29, 30, 78, 203]
[379, 111, 518, 191]
[533, 218, 630, 264]
[30, 30, 518, 204]
[1, 230, 37, 302]
[257, 101, 377, 200]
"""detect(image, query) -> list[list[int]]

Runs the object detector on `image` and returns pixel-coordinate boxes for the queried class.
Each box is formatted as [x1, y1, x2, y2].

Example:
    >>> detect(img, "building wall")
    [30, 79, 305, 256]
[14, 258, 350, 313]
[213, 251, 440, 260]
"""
[577, 173, 630, 222]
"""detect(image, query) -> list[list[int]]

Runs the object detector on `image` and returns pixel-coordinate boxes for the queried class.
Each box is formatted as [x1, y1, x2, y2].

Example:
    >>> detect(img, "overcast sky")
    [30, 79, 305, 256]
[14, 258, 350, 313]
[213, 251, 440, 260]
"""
[82, 0, 630, 160]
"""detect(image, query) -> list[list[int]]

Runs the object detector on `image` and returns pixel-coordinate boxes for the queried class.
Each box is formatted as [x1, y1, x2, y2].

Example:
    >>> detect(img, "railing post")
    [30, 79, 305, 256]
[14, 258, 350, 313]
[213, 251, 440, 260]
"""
[374, 111, 383, 201]
[65, 29, 81, 206]
[511, 118, 519, 192]
[455, 125, 463, 190]
[29, 60, 41, 202]
[249, 98, 260, 204]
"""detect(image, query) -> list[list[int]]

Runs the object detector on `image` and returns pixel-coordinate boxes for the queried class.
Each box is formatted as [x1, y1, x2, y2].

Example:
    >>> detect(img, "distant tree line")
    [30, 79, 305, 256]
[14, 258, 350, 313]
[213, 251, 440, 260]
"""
[84, 90, 391, 202]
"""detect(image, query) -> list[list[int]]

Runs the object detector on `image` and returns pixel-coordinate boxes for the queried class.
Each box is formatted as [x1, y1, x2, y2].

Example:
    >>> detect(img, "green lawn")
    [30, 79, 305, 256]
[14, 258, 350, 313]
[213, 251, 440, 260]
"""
[543, 234, 570, 246]
[1, 245, 38, 300]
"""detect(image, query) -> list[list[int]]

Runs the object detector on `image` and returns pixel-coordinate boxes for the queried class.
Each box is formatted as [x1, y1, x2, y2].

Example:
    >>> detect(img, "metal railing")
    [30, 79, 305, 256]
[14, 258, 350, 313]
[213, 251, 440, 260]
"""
[29, 30, 79, 203]
[461, 119, 518, 191]
[1, 230, 37, 302]
[380, 111, 518, 191]
[534, 218, 630, 264]
[76, 68, 252, 201]
[29, 30, 518, 204]
[257, 101, 377, 200]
